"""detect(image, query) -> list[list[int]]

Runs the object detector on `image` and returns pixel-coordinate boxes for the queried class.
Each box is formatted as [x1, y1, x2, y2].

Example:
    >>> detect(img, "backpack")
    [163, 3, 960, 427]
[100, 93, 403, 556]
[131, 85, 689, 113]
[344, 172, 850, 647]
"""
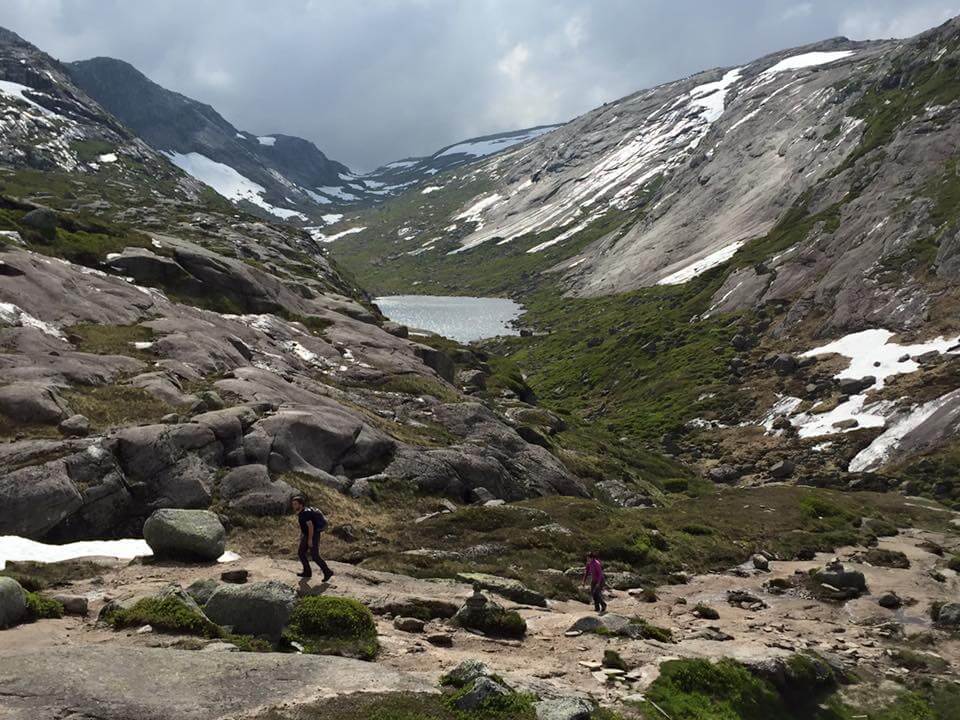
[308, 507, 328, 532]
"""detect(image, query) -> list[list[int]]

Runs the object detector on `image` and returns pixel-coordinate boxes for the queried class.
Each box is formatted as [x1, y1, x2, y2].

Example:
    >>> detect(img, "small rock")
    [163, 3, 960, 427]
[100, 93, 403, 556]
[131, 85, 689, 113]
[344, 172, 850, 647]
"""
[393, 616, 426, 633]
[58, 414, 90, 437]
[426, 632, 453, 647]
[769, 460, 795, 479]
[752, 554, 770, 571]
[878, 592, 902, 609]
[51, 594, 88, 615]
[220, 569, 249, 584]
[200, 642, 240, 653]
[136, 625, 153, 634]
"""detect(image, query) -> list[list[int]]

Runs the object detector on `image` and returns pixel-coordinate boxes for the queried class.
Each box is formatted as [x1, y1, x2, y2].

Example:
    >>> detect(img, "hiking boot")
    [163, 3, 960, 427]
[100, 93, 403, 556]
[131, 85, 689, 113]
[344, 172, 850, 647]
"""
[322, 570, 334, 582]
[297, 571, 312, 578]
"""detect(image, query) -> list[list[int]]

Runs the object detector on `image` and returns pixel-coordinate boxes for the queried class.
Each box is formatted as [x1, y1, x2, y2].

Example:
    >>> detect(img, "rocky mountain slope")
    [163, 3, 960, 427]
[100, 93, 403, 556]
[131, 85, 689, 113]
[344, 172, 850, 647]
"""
[0, 19, 959, 720]
[66, 57, 561, 226]
[332, 17, 960, 503]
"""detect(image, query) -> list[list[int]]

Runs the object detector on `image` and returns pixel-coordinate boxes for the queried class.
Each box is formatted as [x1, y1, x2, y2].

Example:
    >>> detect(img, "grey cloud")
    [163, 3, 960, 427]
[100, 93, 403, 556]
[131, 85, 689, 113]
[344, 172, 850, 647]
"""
[0, 0, 955, 170]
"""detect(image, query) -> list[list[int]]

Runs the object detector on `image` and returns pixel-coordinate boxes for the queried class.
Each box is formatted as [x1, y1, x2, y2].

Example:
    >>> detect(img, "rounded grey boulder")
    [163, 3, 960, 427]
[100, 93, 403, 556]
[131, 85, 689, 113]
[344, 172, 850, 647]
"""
[534, 697, 595, 720]
[203, 580, 295, 641]
[143, 508, 225, 562]
[0, 577, 27, 629]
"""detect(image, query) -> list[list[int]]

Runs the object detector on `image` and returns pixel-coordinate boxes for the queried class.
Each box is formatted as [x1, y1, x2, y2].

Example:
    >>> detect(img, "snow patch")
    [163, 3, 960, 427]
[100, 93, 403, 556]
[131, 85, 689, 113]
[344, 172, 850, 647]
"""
[421, 185, 442, 194]
[164, 152, 306, 220]
[0, 536, 240, 569]
[257, 136, 277, 146]
[801, 329, 960, 389]
[97, 152, 118, 163]
[306, 226, 367, 243]
[761, 51, 854, 77]
[657, 240, 746, 285]
[437, 126, 558, 158]
[848, 393, 958, 472]
[0, 302, 64, 339]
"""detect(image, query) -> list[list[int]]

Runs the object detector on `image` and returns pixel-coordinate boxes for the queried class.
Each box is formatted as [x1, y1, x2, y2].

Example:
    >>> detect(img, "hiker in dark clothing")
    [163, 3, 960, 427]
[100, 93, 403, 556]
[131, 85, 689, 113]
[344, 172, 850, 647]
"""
[582, 550, 607, 613]
[292, 496, 333, 581]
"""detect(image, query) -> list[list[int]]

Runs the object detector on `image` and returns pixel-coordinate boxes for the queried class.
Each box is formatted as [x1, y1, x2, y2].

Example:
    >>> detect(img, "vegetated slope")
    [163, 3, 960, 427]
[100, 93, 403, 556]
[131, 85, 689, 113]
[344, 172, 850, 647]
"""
[334, 17, 960, 504]
[0, 23, 681, 549]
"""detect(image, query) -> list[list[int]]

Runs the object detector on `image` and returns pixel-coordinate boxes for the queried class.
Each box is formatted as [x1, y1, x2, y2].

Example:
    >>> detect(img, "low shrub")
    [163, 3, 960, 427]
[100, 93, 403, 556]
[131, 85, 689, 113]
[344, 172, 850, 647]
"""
[24, 592, 63, 620]
[106, 596, 222, 637]
[286, 596, 379, 660]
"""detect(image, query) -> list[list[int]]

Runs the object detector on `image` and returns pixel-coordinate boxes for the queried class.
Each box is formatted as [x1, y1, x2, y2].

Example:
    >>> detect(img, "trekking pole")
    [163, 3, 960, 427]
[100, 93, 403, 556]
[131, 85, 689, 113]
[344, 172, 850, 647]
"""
[648, 699, 673, 720]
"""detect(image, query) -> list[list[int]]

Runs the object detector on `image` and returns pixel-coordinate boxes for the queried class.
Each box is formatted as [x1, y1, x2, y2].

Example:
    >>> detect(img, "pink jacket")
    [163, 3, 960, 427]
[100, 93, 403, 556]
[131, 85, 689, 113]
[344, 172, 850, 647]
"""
[584, 558, 605, 585]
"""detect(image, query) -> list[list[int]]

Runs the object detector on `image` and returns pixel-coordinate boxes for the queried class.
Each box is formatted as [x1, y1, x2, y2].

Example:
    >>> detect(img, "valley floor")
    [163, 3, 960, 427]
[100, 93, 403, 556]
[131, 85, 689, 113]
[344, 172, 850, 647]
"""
[1, 498, 958, 719]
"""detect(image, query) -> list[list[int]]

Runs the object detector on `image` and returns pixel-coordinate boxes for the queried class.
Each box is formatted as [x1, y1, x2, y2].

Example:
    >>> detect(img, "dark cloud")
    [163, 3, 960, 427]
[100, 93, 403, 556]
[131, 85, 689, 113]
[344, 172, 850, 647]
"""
[1, 0, 957, 169]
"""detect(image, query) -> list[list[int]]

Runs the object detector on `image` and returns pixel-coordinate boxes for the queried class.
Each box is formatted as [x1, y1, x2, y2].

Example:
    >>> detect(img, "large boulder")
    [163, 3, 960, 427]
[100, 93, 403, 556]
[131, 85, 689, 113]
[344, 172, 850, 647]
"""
[0, 577, 27, 629]
[455, 572, 547, 607]
[0, 381, 72, 424]
[0, 456, 83, 538]
[248, 405, 394, 480]
[219, 465, 295, 516]
[453, 677, 513, 712]
[203, 580, 296, 641]
[143, 509, 225, 562]
[115, 424, 221, 509]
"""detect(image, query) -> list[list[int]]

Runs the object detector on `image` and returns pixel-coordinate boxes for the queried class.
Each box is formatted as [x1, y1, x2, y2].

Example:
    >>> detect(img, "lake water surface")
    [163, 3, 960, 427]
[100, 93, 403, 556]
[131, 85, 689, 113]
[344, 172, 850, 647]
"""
[375, 295, 523, 343]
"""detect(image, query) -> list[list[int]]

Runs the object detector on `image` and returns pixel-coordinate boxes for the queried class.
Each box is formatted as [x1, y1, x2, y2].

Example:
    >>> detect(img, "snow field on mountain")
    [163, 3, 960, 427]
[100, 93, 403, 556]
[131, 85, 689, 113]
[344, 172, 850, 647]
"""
[164, 151, 306, 220]
[657, 240, 746, 285]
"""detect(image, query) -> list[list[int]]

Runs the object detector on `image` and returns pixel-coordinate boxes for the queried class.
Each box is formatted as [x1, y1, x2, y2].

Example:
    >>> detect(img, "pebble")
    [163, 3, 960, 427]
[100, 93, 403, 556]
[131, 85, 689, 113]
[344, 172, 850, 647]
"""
[136, 625, 153, 634]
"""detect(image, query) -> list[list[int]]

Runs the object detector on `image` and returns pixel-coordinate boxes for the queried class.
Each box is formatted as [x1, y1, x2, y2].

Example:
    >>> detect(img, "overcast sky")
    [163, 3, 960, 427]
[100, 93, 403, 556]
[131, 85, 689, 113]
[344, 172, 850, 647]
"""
[2, 1, 958, 170]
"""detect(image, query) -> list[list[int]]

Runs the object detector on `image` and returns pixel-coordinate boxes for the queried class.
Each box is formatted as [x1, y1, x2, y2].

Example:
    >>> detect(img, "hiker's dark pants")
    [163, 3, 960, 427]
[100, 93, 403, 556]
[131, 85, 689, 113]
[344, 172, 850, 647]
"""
[591, 581, 607, 612]
[298, 535, 331, 576]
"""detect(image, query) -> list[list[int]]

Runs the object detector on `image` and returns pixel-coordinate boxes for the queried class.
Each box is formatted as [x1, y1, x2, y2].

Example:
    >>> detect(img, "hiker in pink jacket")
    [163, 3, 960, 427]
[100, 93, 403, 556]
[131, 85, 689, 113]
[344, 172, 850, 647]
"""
[582, 551, 607, 613]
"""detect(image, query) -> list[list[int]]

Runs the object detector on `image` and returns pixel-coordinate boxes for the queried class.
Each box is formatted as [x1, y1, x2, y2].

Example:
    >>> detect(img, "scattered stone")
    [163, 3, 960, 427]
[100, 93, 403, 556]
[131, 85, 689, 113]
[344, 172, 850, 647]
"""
[469, 487, 496, 504]
[0, 577, 27, 629]
[769, 460, 795, 479]
[708, 465, 740, 484]
[688, 627, 734, 641]
[393, 616, 426, 633]
[142, 509, 226, 562]
[727, 590, 767, 610]
[136, 624, 153, 634]
[454, 677, 512, 711]
[752, 554, 770, 571]
[533, 696, 594, 720]
[771, 354, 798, 375]
[51, 594, 88, 615]
[200, 642, 240, 653]
[220, 569, 249, 584]
[455, 572, 547, 607]
[832, 419, 859, 430]
[693, 603, 720, 620]
[838, 376, 876, 394]
[452, 588, 526, 638]
[443, 659, 492, 688]
[878, 592, 902, 609]
[426, 632, 453, 647]
[934, 602, 960, 628]
[58, 414, 90, 437]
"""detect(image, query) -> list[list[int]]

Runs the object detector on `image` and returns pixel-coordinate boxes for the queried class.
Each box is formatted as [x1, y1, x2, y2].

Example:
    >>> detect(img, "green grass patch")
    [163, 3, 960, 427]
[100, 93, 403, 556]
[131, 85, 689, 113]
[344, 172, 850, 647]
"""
[66, 323, 157, 360]
[107, 596, 223, 637]
[285, 595, 379, 660]
[63, 384, 172, 429]
[24, 592, 63, 620]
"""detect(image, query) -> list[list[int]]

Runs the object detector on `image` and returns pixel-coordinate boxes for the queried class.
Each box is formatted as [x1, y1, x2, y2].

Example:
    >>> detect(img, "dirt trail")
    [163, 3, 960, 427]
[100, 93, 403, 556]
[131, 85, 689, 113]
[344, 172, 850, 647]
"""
[2, 525, 957, 715]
